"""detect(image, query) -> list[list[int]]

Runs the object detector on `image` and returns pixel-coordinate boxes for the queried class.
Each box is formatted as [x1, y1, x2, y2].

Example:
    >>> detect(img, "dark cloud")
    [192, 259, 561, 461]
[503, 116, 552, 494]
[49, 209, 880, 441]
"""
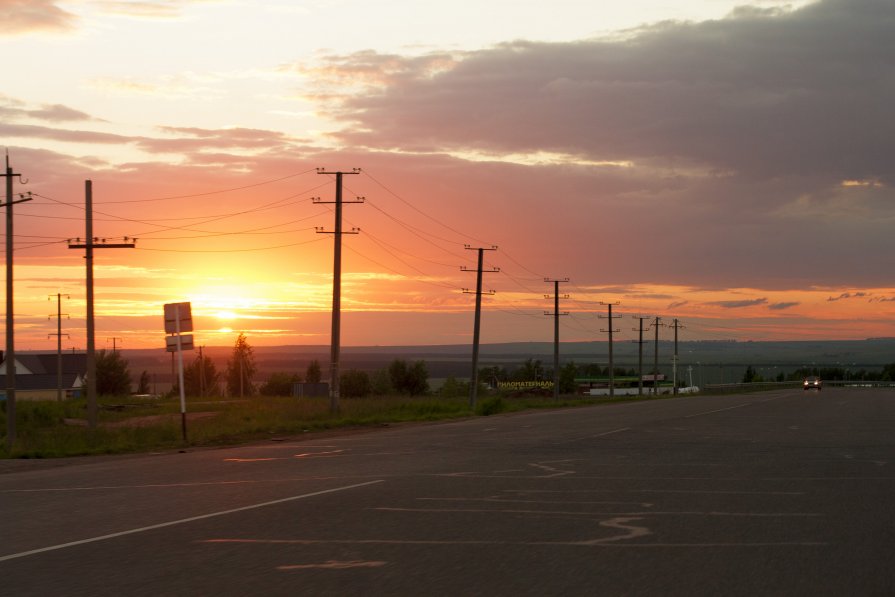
[321, 0, 895, 185]
[706, 298, 769, 309]
[769, 301, 800, 310]
[0, 123, 127, 144]
[668, 300, 689, 309]
[0, 97, 93, 122]
[828, 292, 868, 302]
[2, 0, 78, 35]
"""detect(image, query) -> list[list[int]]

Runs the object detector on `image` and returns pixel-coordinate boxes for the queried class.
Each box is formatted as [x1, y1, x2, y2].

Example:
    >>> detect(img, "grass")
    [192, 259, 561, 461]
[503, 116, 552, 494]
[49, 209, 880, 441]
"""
[0, 391, 670, 459]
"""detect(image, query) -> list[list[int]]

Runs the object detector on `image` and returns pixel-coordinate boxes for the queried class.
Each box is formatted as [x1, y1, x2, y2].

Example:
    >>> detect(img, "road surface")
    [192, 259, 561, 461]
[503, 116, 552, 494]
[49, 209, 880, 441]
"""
[2, 387, 894, 595]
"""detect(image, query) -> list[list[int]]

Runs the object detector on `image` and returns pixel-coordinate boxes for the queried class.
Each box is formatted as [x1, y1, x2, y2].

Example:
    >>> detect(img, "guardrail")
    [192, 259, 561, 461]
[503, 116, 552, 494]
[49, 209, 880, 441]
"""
[703, 380, 895, 394]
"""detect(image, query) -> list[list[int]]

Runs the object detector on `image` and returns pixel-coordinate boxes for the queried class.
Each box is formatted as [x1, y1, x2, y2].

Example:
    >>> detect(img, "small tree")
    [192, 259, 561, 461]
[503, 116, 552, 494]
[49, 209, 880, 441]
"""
[95, 349, 132, 396]
[184, 354, 220, 397]
[226, 333, 256, 397]
[388, 359, 429, 396]
[137, 370, 151, 394]
[439, 376, 468, 398]
[559, 361, 578, 394]
[260, 372, 301, 396]
[306, 359, 322, 384]
[340, 369, 372, 398]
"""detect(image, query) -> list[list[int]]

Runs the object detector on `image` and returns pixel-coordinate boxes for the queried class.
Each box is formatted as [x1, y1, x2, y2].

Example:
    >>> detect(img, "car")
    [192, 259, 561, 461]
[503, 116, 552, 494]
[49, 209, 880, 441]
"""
[803, 376, 822, 391]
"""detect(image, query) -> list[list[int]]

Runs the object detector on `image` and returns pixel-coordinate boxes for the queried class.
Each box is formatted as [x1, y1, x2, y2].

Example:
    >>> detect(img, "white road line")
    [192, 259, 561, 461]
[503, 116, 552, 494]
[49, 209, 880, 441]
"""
[0, 480, 384, 563]
[684, 403, 752, 418]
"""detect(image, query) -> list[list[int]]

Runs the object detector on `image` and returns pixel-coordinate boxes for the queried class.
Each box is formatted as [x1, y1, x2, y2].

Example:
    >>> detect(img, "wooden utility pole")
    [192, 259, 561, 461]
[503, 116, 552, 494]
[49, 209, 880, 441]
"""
[314, 168, 363, 415]
[545, 278, 569, 400]
[599, 302, 621, 397]
[463, 246, 498, 408]
[2, 154, 31, 448]
[68, 180, 135, 429]
[49, 293, 70, 402]
[670, 319, 683, 394]
[652, 316, 663, 395]
[632, 315, 651, 396]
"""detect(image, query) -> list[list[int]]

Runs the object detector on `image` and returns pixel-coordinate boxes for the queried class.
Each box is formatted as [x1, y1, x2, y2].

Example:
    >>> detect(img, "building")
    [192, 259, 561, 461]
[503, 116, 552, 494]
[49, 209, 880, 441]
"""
[0, 352, 87, 401]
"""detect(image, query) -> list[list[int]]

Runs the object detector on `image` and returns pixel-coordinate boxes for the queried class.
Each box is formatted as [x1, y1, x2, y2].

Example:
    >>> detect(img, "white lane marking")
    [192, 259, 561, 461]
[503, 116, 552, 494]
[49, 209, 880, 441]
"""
[205, 538, 828, 548]
[0, 476, 364, 493]
[568, 427, 631, 442]
[373, 507, 822, 517]
[278, 560, 387, 570]
[0, 480, 384, 563]
[684, 403, 751, 418]
[578, 517, 651, 544]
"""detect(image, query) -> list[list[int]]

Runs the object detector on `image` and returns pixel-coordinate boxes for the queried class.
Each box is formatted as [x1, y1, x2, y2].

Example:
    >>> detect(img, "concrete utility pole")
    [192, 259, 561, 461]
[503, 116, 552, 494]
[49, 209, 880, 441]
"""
[49, 293, 70, 402]
[632, 315, 651, 396]
[463, 245, 498, 408]
[107, 337, 122, 354]
[314, 168, 363, 415]
[599, 302, 621, 397]
[2, 153, 31, 448]
[545, 278, 569, 400]
[68, 180, 135, 429]
[652, 316, 663, 395]
[670, 319, 684, 394]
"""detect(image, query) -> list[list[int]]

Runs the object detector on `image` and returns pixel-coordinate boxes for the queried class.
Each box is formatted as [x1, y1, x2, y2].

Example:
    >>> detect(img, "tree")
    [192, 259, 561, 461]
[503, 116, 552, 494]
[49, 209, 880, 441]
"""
[137, 370, 151, 394]
[439, 376, 468, 398]
[306, 359, 322, 383]
[371, 369, 393, 395]
[559, 361, 578, 394]
[260, 372, 301, 397]
[95, 349, 131, 396]
[388, 359, 429, 396]
[340, 369, 372, 398]
[184, 354, 220, 397]
[226, 333, 256, 397]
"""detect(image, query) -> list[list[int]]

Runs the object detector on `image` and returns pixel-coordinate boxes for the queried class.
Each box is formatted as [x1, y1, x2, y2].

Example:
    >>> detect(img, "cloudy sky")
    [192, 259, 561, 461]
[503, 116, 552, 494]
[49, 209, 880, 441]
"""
[2, 0, 894, 350]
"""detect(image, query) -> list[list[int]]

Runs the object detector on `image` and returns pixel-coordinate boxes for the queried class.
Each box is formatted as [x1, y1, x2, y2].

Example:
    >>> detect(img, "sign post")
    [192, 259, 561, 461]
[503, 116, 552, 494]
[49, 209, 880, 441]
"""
[164, 302, 193, 442]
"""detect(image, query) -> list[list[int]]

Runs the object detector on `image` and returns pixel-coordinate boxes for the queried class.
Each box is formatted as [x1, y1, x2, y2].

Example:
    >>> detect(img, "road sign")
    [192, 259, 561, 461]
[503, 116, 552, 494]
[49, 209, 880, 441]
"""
[164, 302, 193, 334]
[166, 334, 194, 352]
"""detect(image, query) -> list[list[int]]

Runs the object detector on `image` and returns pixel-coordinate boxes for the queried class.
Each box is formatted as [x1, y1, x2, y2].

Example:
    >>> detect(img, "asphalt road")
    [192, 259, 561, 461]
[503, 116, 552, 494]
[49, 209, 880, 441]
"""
[2, 387, 895, 596]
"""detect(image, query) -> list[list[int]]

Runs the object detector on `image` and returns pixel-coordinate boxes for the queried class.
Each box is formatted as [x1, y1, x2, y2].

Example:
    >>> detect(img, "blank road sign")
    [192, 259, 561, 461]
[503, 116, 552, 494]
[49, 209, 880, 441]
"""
[166, 334, 194, 352]
[164, 302, 193, 334]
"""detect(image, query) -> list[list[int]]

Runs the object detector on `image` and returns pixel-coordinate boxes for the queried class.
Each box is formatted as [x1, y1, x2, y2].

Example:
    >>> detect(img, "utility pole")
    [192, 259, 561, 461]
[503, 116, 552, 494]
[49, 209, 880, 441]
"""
[545, 278, 569, 400]
[107, 337, 123, 353]
[599, 302, 621, 397]
[49, 293, 70, 402]
[68, 180, 135, 429]
[632, 315, 651, 396]
[2, 153, 31, 449]
[462, 245, 498, 408]
[314, 168, 363, 415]
[652, 317, 663, 395]
[199, 345, 205, 398]
[670, 319, 684, 394]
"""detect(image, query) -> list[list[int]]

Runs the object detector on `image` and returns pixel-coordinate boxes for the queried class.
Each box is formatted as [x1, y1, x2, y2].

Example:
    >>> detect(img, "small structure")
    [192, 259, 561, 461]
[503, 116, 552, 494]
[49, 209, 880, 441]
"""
[0, 352, 87, 401]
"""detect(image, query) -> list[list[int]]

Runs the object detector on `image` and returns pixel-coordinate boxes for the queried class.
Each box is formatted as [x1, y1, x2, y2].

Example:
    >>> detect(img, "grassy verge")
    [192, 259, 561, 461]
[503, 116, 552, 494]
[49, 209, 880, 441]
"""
[0, 391, 665, 459]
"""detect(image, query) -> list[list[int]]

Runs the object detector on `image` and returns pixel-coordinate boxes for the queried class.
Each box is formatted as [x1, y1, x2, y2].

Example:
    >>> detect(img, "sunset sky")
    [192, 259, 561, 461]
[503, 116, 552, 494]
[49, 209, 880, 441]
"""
[3, 0, 894, 350]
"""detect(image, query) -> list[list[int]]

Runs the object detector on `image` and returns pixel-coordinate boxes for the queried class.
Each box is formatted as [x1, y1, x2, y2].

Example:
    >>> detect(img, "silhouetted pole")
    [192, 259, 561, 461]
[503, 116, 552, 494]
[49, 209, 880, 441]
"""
[2, 154, 30, 449]
[545, 278, 569, 400]
[633, 316, 650, 396]
[68, 181, 135, 428]
[50, 293, 70, 402]
[600, 301, 621, 397]
[671, 319, 683, 394]
[653, 316, 662, 395]
[315, 168, 363, 415]
[463, 246, 498, 408]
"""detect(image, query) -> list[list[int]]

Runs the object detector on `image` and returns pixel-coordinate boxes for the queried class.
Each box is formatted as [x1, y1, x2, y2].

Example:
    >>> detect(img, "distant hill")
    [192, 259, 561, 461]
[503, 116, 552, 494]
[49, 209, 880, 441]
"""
[75, 338, 895, 389]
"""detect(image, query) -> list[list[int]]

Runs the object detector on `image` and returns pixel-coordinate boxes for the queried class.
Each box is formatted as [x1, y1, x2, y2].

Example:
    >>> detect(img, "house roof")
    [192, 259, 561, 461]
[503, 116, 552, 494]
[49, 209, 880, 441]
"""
[0, 353, 87, 375]
[0, 373, 83, 391]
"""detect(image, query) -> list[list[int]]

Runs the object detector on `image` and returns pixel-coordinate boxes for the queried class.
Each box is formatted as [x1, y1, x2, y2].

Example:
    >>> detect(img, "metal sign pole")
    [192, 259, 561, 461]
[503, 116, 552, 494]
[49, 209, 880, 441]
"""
[175, 304, 187, 442]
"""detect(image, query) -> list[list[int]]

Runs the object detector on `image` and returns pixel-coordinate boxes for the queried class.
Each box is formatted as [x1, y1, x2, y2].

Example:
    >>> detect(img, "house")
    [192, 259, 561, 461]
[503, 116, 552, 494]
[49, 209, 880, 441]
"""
[0, 352, 87, 401]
